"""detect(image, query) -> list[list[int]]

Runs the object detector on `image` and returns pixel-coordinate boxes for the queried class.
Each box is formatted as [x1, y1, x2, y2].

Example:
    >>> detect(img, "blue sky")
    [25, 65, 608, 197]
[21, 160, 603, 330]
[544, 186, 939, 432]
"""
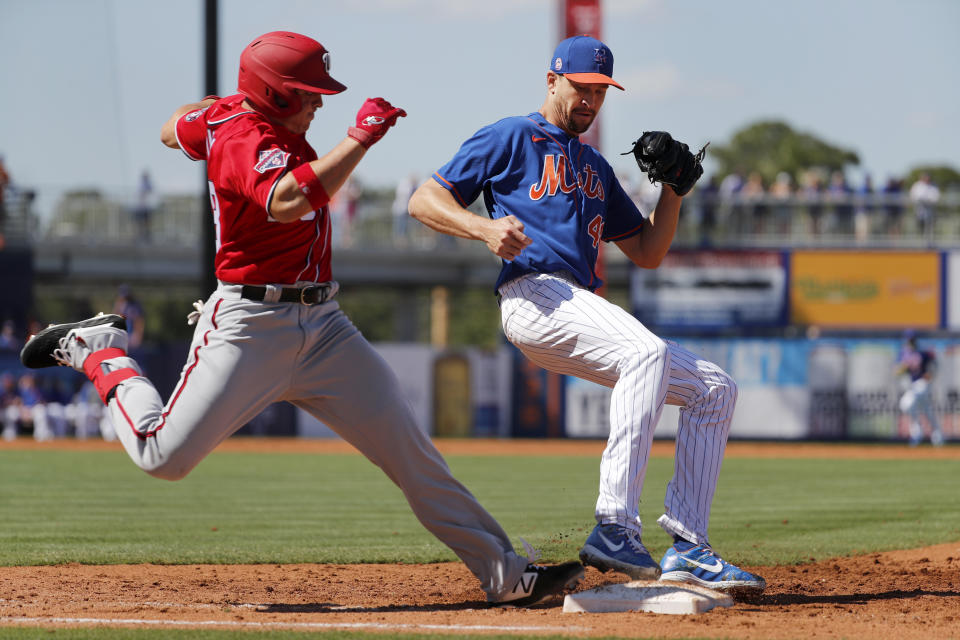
[1, 0, 958, 218]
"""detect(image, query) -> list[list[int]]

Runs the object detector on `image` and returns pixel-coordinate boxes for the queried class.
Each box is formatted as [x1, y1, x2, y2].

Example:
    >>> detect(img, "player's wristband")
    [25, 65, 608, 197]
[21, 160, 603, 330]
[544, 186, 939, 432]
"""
[347, 126, 375, 149]
[291, 163, 329, 210]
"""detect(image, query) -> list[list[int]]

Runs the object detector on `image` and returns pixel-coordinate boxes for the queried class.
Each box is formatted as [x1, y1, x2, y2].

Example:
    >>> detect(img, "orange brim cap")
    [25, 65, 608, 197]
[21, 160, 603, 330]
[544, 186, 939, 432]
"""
[563, 72, 624, 91]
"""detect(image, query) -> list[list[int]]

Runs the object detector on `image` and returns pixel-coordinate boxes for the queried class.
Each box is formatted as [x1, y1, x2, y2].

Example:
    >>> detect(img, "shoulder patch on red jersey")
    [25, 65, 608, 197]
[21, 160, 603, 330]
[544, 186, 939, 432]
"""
[184, 108, 208, 122]
[254, 148, 291, 174]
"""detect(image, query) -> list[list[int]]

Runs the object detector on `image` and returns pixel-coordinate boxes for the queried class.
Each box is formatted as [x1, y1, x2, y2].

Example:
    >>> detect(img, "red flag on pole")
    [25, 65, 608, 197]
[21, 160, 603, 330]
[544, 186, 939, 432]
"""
[558, 0, 607, 297]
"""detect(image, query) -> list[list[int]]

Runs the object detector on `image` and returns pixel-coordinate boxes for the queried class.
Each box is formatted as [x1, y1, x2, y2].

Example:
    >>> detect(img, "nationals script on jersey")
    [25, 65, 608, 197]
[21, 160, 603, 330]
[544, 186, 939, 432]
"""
[175, 94, 332, 285]
[433, 112, 646, 291]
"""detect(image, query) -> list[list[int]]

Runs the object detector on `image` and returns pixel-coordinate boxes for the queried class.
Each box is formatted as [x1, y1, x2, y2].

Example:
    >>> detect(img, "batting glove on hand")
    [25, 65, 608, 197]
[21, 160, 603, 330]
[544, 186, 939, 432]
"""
[623, 131, 708, 197]
[347, 97, 407, 149]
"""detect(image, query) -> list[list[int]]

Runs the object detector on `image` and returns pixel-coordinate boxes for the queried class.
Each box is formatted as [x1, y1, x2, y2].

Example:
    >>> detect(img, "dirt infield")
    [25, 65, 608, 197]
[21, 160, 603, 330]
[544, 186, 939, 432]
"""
[1, 544, 958, 638]
[1, 439, 958, 638]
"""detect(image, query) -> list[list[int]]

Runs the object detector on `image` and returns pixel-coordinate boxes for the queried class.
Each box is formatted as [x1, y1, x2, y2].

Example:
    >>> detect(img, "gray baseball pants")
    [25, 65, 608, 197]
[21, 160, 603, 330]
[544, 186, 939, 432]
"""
[94, 282, 529, 600]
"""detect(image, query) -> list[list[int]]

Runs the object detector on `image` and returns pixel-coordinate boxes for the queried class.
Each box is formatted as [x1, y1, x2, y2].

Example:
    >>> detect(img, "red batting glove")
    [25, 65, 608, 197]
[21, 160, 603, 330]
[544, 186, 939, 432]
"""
[347, 97, 407, 149]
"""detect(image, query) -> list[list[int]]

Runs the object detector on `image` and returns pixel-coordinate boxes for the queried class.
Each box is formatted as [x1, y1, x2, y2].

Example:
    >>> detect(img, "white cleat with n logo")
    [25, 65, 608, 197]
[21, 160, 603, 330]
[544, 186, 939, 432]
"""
[493, 562, 585, 607]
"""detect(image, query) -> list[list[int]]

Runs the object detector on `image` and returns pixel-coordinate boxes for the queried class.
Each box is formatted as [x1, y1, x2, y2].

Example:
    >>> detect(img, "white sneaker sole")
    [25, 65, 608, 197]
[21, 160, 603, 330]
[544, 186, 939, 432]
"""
[660, 570, 765, 593]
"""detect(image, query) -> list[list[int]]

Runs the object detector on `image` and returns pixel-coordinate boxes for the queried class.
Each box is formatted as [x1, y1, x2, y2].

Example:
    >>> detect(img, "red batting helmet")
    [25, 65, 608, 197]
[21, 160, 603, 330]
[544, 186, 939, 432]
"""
[237, 31, 347, 119]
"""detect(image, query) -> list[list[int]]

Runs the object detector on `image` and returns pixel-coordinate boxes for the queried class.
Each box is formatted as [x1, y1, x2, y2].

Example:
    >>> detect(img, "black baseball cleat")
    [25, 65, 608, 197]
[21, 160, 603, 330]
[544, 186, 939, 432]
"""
[20, 314, 127, 369]
[493, 561, 585, 607]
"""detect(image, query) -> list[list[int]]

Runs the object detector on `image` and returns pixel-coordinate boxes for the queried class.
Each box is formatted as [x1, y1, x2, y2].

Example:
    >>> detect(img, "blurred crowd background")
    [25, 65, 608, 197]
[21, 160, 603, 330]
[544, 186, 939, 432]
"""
[3, 117, 959, 254]
[2, 114, 959, 442]
[0, 85, 960, 440]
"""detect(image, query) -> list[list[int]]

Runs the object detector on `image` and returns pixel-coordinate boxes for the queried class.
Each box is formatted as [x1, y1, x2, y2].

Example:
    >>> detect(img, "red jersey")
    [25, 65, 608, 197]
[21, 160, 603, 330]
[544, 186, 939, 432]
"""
[175, 94, 332, 285]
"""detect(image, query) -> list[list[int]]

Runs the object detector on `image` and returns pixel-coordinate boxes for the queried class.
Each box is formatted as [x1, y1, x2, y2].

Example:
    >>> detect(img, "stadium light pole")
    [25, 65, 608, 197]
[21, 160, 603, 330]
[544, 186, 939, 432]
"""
[201, 0, 219, 298]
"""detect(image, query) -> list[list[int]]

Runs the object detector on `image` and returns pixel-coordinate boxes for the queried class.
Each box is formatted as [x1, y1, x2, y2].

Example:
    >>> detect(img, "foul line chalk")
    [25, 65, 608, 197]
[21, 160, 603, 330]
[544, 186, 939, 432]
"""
[0, 616, 586, 633]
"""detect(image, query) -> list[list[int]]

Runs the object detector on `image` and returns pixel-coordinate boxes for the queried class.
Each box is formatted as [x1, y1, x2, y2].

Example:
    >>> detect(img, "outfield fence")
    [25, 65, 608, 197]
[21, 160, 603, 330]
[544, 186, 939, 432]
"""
[3, 338, 956, 444]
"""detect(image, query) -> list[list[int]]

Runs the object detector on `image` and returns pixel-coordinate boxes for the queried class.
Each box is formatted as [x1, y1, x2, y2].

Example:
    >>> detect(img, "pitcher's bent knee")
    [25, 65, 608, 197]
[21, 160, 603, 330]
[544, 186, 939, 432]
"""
[717, 370, 738, 404]
[622, 336, 669, 372]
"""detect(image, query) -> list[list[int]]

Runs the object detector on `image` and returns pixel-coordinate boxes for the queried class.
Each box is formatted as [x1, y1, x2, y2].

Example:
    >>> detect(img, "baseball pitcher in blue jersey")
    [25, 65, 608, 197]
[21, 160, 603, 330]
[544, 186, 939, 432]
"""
[410, 35, 765, 595]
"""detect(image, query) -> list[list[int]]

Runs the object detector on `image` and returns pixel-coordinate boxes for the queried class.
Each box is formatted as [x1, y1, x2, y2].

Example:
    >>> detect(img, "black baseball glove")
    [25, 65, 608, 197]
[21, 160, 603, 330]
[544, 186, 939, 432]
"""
[622, 131, 708, 197]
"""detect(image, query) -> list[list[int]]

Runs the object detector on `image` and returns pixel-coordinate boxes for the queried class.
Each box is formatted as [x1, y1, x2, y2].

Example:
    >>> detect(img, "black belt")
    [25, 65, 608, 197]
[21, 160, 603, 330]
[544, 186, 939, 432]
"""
[240, 283, 335, 306]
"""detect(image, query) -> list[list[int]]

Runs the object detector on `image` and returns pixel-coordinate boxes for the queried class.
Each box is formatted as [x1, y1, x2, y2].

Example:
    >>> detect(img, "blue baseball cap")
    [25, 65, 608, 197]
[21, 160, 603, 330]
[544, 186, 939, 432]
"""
[550, 35, 624, 90]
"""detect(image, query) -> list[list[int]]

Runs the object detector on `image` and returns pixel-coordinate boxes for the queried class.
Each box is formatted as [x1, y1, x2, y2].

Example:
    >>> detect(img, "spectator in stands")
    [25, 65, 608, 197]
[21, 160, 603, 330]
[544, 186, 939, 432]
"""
[15, 373, 53, 441]
[768, 171, 793, 235]
[112, 285, 145, 351]
[392, 173, 418, 244]
[909, 173, 940, 244]
[0, 320, 21, 352]
[26, 318, 45, 340]
[1, 372, 19, 441]
[740, 171, 767, 234]
[828, 171, 854, 235]
[696, 175, 720, 246]
[108, 288, 146, 388]
[39, 376, 71, 438]
[799, 171, 826, 235]
[882, 176, 904, 235]
[133, 170, 156, 242]
[896, 331, 944, 446]
[853, 173, 874, 243]
[329, 176, 362, 247]
[717, 170, 744, 231]
[68, 380, 113, 441]
[0, 155, 9, 244]
[718, 170, 744, 197]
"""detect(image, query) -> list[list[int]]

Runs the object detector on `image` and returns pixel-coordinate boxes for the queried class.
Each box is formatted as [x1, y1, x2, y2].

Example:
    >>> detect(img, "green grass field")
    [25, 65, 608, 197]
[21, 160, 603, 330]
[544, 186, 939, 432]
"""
[1, 446, 958, 567]
[1, 444, 958, 640]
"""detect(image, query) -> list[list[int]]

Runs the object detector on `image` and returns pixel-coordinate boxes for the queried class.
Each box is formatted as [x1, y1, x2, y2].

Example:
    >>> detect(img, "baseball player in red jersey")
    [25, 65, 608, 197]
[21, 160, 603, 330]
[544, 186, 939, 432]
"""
[20, 31, 582, 606]
[409, 36, 765, 595]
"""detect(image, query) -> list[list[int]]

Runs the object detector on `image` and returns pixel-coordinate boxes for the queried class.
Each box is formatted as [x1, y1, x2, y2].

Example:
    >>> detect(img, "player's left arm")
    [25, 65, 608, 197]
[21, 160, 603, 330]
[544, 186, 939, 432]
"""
[614, 187, 682, 268]
[160, 97, 219, 149]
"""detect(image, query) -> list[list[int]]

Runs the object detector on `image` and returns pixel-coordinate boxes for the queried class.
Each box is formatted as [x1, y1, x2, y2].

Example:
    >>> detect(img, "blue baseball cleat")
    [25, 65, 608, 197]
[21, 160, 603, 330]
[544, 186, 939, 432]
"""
[659, 540, 766, 594]
[579, 524, 662, 580]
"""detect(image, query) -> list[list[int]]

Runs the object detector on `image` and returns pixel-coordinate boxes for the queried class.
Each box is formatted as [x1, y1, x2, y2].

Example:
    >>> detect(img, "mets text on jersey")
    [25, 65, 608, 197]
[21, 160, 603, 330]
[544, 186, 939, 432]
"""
[529, 154, 605, 201]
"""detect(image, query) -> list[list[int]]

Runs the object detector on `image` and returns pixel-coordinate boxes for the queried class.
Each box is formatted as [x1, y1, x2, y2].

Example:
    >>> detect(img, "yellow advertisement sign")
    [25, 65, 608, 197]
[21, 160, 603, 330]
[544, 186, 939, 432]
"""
[791, 252, 940, 328]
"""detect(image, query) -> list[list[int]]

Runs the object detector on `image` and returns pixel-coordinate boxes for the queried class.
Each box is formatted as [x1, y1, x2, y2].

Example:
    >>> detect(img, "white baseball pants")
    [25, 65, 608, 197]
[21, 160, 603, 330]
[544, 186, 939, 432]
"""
[900, 378, 943, 445]
[499, 272, 737, 545]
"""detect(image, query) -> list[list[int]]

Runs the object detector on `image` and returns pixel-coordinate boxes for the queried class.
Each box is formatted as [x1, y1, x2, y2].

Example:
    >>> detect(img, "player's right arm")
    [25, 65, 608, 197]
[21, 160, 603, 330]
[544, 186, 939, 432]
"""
[408, 179, 531, 261]
[269, 97, 406, 223]
[268, 137, 367, 223]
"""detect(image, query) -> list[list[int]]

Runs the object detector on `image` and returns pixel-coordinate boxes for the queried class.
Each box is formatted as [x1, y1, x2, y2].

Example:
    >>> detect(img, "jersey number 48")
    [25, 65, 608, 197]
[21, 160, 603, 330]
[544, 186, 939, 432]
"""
[588, 215, 604, 248]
